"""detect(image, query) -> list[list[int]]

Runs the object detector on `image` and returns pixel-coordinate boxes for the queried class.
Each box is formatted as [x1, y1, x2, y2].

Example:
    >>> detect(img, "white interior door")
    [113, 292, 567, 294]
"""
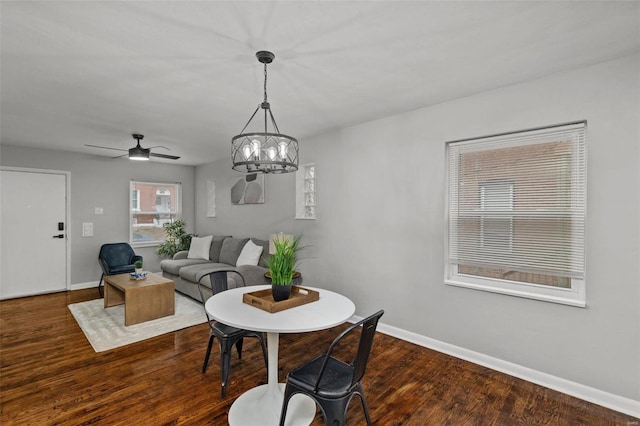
[1, 169, 68, 299]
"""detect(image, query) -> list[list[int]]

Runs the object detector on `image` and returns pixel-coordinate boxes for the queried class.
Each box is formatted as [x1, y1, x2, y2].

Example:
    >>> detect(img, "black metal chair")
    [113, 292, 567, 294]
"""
[198, 269, 268, 398]
[97, 242, 142, 296]
[279, 310, 384, 426]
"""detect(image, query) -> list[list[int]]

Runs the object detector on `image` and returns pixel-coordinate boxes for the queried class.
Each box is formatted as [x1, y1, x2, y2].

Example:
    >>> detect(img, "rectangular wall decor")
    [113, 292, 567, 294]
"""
[206, 179, 216, 217]
[231, 173, 265, 205]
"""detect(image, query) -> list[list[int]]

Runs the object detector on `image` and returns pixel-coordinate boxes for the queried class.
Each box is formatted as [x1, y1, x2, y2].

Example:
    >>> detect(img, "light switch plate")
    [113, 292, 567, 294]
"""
[82, 222, 93, 237]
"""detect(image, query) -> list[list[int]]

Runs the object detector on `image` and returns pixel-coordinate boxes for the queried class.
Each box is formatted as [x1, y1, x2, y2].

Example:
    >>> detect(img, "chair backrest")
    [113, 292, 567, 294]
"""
[205, 271, 230, 296]
[99, 243, 136, 268]
[197, 270, 245, 324]
[351, 310, 384, 384]
[317, 310, 384, 390]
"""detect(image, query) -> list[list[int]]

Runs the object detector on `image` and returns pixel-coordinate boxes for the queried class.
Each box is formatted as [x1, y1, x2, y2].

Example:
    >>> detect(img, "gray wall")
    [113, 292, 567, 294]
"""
[0, 146, 195, 283]
[195, 163, 302, 240]
[1, 54, 637, 404]
[196, 54, 639, 402]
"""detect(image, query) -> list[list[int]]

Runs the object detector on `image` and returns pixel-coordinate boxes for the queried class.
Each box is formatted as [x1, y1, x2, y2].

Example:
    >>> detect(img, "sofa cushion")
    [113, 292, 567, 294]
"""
[159, 258, 211, 276]
[236, 240, 263, 266]
[251, 238, 270, 268]
[219, 237, 250, 265]
[178, 262, 235, 283]
[188, 235, 213, 260]
[209, 235, 231, 263]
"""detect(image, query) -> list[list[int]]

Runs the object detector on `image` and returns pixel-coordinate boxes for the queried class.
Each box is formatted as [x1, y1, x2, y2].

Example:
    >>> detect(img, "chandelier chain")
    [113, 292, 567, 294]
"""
[263, 62, 268, 103]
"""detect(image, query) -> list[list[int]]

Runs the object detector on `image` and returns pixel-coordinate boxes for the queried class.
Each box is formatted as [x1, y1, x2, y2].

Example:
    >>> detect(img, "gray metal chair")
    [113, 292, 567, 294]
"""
[279, 310, 384, 426]
[198, 269, 268, 398]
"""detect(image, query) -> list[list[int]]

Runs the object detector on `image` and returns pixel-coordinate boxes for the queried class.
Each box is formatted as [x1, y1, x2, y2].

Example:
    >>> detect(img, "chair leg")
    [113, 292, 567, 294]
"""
[98, 273, 104, 297]
[317, 395, 351, 426]
[279, 383, 298, 426]
[258, 333, 268, 375]
[202, 333, 215, 373]
[219, 340, 234, 398]
[354, 385, 373, 426]
[235, 337, 244, 359]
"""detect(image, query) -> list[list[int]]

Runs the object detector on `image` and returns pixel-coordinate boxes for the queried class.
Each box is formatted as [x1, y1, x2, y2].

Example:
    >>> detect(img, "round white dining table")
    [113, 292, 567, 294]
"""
[205, 285, 355, 426]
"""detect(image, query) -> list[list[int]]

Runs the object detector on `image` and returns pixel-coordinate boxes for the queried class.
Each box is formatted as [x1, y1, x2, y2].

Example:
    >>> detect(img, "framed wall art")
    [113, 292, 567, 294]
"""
[230, 173, 264, 205]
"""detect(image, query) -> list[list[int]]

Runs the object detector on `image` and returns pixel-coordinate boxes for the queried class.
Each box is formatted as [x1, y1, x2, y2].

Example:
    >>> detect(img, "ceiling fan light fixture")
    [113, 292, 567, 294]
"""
[231, 51, 299, 174]
[85, 133, 180, 161]
[129, 133, 150, 160]
[129, 147, 150, 161]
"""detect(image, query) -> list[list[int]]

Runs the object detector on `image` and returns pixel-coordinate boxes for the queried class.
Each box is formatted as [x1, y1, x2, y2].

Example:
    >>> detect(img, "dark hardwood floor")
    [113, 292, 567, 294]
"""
[1, 289, 637, 425]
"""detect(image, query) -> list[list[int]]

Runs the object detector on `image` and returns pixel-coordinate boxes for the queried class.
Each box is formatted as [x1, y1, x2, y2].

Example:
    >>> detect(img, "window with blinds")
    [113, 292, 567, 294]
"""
[130, 180, 182, 247]
[445, 121, 587, 307]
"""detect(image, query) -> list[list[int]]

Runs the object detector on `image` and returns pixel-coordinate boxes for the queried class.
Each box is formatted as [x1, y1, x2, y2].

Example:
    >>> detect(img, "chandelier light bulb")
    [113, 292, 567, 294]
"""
[251, 140, 261, 159]
[278, 141, 288, 159]
[267, 146, 277, 160]
[243, 145, 252, 160]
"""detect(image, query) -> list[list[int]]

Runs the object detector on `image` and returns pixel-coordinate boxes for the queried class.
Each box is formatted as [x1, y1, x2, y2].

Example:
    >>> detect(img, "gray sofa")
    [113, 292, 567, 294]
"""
[160, 235, 270, 302]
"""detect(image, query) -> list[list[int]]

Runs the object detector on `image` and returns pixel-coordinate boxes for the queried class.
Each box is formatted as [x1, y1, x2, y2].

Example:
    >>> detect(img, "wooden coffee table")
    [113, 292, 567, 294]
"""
[104, 273, 175, 326]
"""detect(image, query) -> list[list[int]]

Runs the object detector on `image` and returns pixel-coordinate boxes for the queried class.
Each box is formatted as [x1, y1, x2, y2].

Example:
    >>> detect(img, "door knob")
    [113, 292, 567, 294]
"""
[52, 234, 65, 239]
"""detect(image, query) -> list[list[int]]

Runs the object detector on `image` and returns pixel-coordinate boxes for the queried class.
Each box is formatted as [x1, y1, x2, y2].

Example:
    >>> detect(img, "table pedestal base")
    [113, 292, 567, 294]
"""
[228, 383, 315, 426]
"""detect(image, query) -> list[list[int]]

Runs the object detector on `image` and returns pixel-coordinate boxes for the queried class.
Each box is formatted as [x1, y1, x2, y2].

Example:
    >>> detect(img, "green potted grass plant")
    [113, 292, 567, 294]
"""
[268, 234, 301, 301]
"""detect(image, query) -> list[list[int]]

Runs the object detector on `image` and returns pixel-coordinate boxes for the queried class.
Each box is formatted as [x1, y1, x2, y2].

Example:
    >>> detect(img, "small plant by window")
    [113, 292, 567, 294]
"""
[156, 219, 192, 258]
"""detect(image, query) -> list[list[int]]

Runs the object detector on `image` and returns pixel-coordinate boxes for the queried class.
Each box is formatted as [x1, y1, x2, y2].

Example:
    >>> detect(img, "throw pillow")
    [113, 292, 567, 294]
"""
[219, 237, 249, 265]
[187, 235, 213, 260]
[251, 238, 270, 267]
[236, 240, 264, 266]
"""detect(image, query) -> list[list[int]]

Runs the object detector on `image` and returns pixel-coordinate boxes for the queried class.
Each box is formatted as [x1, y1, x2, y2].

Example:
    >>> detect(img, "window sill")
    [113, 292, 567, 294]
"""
[445, 277, 586, 308]
[131, 242, 160, 249]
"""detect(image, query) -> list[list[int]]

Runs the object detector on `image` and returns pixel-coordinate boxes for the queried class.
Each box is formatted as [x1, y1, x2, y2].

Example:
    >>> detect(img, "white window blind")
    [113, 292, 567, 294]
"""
[446, 121, 587, 306]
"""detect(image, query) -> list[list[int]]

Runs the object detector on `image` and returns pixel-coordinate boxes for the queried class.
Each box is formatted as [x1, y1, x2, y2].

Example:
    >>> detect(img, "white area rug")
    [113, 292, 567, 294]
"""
[68, 293, 206, 352]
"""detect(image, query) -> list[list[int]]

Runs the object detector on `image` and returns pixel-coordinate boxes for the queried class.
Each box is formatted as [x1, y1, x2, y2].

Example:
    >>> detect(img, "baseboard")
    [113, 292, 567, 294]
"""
[70, 281, 99, 291]
[348, 315, 640, 418]
[70, 271, 163, 292]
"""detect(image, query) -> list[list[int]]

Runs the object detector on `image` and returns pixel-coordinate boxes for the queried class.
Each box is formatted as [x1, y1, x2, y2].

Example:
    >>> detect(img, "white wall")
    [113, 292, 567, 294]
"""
[2, 53, 636, 408]
[195, 55, 639, 404]
[0, 146, 196, 284]
[295, 54, 639, 402]
[194, 163, 302, 241]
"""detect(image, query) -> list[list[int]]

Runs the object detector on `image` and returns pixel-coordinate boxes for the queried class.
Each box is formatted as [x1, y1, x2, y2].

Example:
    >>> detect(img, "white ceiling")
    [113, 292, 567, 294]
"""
[2, 1, 639, 166]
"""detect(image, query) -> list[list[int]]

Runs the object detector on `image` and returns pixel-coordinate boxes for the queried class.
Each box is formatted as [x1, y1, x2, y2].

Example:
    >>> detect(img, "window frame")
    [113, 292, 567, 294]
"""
[295, 162, 316, 220]
[444, 121, 587, 307]
[131, 189, 141, 212]
[129, 180, 182, 248]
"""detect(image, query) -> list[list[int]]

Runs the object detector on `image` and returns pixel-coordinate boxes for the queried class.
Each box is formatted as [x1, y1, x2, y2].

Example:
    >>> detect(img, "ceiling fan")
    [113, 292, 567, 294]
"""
[85, 134, 180, 161]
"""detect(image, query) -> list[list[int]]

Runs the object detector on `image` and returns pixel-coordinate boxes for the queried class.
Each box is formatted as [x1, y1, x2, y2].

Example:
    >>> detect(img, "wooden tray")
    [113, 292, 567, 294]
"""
[243, 286, 319, 313]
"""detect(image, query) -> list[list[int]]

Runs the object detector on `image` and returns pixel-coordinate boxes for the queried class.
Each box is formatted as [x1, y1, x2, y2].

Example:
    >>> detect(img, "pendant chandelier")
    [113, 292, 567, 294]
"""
[231, 51, 299, 174]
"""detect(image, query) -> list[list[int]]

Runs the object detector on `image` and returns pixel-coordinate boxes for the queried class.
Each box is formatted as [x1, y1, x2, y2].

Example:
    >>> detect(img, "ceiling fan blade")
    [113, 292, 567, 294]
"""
[85, 144, 128, 152]
[111, 154, 128, 159]
[147, 145, 170, 151]
[150, 152, 181, 160]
